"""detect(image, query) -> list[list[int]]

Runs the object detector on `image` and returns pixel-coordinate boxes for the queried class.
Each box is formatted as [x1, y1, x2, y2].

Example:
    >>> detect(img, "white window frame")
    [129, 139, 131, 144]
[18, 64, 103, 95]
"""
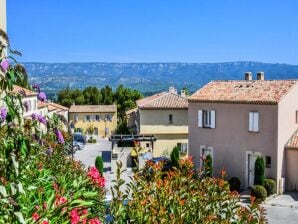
[249, 112, 259, 132]
[198, 110, 216, 128]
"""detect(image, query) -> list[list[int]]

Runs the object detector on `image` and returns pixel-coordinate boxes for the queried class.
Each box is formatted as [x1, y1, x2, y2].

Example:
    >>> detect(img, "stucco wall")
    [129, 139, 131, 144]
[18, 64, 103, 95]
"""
[0, 0, 6, 32]
[140, 109, 188, 134]
[277, 83, 298, 191]
[285, 150, 298, 191]
[69, 112, 117, 136]
[188, 102, 278, 188]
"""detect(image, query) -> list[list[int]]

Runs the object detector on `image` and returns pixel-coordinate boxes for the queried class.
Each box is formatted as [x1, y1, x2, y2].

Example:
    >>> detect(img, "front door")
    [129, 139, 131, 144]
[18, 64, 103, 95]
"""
[247, 153, 258, 187]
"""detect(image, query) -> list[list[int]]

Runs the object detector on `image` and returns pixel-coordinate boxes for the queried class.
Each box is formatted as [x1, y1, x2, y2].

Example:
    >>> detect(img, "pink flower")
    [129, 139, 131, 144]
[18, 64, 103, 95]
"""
[87, 167, 105, 187]
[55, 196, 68, 206]
[32, 212, 39, 221]
[70, 209, 80, 224]
[88, 218, 101, 224]
[41, 221, 49, 224]
[0, 58, 9, 71]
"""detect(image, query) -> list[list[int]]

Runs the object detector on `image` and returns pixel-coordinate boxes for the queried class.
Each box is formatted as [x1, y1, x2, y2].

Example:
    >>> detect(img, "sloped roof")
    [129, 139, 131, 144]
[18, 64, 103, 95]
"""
[285, 129, 298, 150]
[47, 102, 69, 111]
[69, 105, 117, 113]
[138, 92, 188, 110]
[13, 85, 38, 97]
[188, 80, 297, 105]
[38, 101, 47, 109]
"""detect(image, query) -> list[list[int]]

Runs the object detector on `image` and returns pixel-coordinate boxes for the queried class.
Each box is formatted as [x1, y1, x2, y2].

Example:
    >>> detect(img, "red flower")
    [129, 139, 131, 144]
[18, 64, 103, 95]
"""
[87, 167, 105, 187]
[41, 221, 49, 224]
[32, 212, 39, 221]
[88, 218, 101, 224]
[70, 208, 80, 224]
[55, 196, 68, 206]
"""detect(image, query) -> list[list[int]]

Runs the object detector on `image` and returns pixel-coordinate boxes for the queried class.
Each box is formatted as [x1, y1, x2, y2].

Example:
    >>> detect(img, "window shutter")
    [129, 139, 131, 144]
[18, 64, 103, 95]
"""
[254, 112, 259, 132]
[198, 110, 203, 127]
[249, 112, 254, 131]
[211, 110, 216, 128]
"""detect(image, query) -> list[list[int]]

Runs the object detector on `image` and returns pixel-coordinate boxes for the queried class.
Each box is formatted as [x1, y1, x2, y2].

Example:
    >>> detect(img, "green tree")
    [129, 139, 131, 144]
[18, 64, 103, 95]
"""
[170, 146, 180, 168]
[83, 86, 102, 105]
[100, 85, 114, 105]
[254, 157, 265, 186]
[95, 156, 104, 175]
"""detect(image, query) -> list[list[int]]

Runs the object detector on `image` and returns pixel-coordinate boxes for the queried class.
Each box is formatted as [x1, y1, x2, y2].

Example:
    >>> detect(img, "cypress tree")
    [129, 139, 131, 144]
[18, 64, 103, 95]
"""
[95, 156, 104, 175]
[205, 154, 213, 177]
[171, 146, 180, 168]
[254, 156, 265, 186]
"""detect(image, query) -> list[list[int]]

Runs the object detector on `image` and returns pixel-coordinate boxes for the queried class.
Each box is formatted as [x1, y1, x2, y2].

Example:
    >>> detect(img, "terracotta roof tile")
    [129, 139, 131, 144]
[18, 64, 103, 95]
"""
[136, 92, 167, 107]
[13, 85, 38, 97]
[47, 102, 69, 111]
[286, 129, 298, 149]
[188, 80, 297, 105]
[69, 105, 117, 113]
[38, 101, 47, 109]
[139, 92, 188, 109]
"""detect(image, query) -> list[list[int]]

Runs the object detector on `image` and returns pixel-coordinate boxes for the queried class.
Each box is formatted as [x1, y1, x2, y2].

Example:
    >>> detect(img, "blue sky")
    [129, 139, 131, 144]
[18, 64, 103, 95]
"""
[7, 0, 298, 64]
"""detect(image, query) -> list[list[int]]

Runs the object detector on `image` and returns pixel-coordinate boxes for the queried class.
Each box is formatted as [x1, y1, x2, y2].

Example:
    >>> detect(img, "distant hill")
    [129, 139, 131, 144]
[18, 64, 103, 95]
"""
[24, 61, 298, 96]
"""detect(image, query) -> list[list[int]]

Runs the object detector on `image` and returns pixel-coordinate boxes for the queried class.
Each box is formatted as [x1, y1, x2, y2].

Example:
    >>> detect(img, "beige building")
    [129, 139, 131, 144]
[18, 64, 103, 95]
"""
[69, 105, 117, 137]
[127, 87, 188, 157]
[188, 72, 298, 192]
[0, 0, 6, 32]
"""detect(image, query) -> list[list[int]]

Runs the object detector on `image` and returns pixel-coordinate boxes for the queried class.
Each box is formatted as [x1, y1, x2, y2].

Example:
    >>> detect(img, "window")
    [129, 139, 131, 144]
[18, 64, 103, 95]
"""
[95, 115, 101, 121]
[177, 143, 188, 154]
[146, 143, 150, 148]
[265, 156, 271, 168]
[249, 112, 259, 132]
[198, 110, 216, 128]
[106, 114, 112, 121]
[75, 114, 79, 122]
[84, 115, 91, 122]
[169, 114, 173, 124]
[200, 145, 213, 167]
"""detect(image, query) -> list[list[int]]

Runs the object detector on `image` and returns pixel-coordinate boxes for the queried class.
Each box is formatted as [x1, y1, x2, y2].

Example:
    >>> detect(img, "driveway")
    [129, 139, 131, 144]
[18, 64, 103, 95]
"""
[264, 193, 298, 223]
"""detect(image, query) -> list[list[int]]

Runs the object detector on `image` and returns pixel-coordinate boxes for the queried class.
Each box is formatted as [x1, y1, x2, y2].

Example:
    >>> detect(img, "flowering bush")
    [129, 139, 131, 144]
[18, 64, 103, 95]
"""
[110, 158, 266, 223]
[0, 29, 105, 223]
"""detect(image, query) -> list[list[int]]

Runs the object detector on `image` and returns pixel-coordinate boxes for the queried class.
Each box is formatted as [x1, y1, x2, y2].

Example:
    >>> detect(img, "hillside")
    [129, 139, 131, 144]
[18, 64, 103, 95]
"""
[24, 61, 298, 95]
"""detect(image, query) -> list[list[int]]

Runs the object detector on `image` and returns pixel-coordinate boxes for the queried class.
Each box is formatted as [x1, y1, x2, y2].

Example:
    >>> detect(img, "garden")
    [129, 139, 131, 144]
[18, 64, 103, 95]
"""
[0, 29, 266, 223]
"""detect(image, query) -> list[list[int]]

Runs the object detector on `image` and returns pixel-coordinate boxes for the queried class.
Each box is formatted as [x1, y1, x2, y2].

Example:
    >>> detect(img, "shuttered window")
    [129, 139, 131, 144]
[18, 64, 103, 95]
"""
[198, 110, 216, 128]
[249, 112, 259, 132]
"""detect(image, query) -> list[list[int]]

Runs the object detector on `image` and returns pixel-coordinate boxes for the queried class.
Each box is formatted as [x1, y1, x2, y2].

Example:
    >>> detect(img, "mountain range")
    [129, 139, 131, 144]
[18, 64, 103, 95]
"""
[24, 61, 298, 96]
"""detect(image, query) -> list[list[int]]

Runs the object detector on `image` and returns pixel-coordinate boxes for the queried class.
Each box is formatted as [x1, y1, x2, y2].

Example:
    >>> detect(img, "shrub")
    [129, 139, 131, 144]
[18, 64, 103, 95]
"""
[229, 177, 241, 192]
[110, 158, 266, 223]
[92, 138, 97, 143]
[95, 156, 104, 175]
[264, 179, 277, 195]
[205, 154, 213, 177]
[254, 157, 265, 186]
[251, 185, 267, 202]
[170, 146, 180, 168]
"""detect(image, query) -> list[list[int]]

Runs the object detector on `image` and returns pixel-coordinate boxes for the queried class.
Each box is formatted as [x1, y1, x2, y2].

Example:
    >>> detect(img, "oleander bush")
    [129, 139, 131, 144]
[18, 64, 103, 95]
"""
[264, 179, 277, 196]
[228, 177, 241, 192]
[251, 185, 268, 202]
[110, 158, 266, 224]
[0, 29, 105, 223]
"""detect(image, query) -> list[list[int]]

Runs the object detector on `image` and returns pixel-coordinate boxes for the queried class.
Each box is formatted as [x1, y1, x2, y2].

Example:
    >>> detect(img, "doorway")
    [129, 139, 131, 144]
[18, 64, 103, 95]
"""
[246, 152, 261, 188]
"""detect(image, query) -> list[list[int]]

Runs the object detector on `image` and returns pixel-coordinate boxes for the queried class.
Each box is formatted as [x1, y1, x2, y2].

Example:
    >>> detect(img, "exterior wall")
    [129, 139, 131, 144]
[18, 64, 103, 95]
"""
[127, 110, 139, 134]
[140, 134, 188, 157]
[69, 112, 117, 136]
[139, 109, 188, 157]
[0, 0, 6, 32]
[188, 102, 278, 188]
[277, 83, 298, 191]
[285, 150, 298, 191]
[22, 96, 39, 118]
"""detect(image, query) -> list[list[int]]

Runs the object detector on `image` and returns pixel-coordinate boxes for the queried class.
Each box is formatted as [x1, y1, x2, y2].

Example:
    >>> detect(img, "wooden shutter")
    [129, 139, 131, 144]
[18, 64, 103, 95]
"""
[198, 110, 203, 127]
[211, 110, 216, 128]
[249, 112, 254, 131]
[253, 112, 259, 132]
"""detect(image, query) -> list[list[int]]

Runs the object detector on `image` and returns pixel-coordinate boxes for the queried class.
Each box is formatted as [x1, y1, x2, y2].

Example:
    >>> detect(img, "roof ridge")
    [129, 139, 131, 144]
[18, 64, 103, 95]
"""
[137, 91, 167, 107]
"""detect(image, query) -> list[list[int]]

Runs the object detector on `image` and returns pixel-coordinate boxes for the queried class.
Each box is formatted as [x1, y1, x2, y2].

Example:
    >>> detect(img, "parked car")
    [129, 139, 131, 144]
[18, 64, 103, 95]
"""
[73, 132, 86, 150]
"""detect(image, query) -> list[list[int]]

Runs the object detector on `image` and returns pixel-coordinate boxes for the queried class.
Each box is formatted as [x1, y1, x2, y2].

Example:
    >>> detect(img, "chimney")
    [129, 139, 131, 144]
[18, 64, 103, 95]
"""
[181, 90, 186, 98]
[257, 72, 265, 80]
[245, 72, 253, 81]
[169, 86, 177, 95]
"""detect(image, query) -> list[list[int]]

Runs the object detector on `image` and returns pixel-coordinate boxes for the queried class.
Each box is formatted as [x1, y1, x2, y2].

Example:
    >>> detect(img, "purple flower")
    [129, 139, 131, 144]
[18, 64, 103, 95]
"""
[38, 92, 47, 102]
[55, 129, 65, 144]
[0, 59, 9, 71]
[32, 84, 40, 93]
[19, 89, 26, 96]
[38, 115, 47, 125]
[31, 113, 37, 120]
[0, 107, 7, 122]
